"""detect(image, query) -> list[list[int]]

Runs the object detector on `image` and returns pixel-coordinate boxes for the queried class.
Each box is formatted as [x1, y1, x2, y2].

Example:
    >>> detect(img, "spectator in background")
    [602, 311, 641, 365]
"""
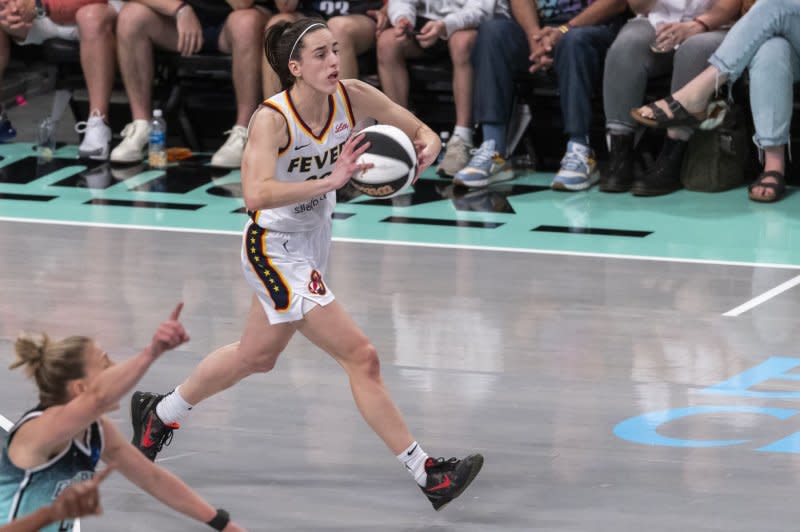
[454, 0, 627, 189]
[632, 0, 800, 203]
[600, 0, 740, 196]
[377, 0, 508, 178]
[111, 0, 270, 168]
[262, 0, 389, 97]
[0, 0, 121, 159]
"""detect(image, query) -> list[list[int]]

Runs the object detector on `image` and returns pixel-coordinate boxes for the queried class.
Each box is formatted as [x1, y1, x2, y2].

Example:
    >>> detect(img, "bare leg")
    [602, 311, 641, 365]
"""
[638, 66, 726, 120]
[262, 13, 303, 97]
[326, 14, 377, 80]
[116, 2, 180, 120]
[76, 3, 118, 116]
[298, 301, 414, 454]
[448, 29, 476, 129]
[750, 146, 786, 201]
[376, 29, 424, 107]
[178, 297, 297, 405]
[219, 9, 268, 126]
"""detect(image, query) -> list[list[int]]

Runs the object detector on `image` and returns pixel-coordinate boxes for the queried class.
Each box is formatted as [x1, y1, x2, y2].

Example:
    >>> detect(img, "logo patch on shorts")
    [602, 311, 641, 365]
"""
[308, 270, 327, 296]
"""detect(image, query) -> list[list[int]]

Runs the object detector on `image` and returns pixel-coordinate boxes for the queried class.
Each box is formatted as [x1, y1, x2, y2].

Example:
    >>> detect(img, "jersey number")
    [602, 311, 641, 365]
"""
[318, 1, 349, 14]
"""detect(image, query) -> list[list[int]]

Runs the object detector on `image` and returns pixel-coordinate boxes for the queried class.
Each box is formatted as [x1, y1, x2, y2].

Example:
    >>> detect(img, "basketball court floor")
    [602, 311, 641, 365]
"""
[2, 139, 800, 531]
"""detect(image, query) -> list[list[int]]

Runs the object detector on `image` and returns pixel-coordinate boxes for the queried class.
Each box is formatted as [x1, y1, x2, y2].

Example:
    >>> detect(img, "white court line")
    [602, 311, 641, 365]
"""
[723, 274, 800, 317]
[0, 413, 12, 432]
[155, 452, 199, 463]
[2, 215, 800, 271]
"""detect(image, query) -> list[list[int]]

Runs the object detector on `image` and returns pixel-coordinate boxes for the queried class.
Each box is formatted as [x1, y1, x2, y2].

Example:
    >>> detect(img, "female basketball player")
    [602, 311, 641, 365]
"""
[0, 304, 244, 531]
[131, 18, 484, 512]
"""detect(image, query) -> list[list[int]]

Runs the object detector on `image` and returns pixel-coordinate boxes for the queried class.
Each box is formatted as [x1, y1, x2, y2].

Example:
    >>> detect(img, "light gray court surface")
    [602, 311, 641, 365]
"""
[2, 220, 800, 531]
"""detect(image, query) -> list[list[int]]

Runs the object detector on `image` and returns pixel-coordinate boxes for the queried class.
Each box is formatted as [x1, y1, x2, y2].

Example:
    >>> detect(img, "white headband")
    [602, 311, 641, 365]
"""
[289, 23, 326, 62]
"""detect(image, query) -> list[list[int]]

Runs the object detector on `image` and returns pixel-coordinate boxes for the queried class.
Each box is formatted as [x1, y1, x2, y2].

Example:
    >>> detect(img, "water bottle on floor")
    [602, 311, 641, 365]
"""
[148, 109, 167, 169]
[37, 116, 56, 161]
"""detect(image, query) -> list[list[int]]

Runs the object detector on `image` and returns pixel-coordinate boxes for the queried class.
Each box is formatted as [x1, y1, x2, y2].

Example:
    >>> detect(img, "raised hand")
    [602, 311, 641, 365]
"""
[149, 303, 190, 358]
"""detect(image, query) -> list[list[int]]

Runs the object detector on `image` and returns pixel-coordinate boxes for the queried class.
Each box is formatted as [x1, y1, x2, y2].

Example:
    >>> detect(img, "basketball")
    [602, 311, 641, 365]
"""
[350, 125, 417, 199]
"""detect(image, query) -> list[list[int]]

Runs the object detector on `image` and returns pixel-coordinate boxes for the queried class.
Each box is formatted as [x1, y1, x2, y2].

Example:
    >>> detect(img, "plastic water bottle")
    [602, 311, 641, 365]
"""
[37, 116, 56, 161]
[436, 131, 449, 164]
[148, 109, 167, 168]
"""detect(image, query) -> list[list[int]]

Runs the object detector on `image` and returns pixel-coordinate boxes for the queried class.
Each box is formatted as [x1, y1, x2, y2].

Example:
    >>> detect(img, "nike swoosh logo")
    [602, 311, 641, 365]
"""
[141, 416, 156, 448]
[295, 144, 311, 150]
[407, 444, 418, 456]
[428, 475, 451, 492]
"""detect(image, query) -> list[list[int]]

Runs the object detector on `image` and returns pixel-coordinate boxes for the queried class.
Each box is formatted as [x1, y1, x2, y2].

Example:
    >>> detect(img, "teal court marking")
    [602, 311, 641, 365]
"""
[2, 142, 800, 268]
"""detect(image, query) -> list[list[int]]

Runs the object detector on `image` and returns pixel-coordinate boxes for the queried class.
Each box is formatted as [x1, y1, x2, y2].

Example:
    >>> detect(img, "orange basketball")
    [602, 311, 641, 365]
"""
[44, 0, 107, 25]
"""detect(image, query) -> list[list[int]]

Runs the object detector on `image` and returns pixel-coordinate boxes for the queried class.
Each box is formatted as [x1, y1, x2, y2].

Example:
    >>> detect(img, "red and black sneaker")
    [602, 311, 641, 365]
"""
[420, 454, 484, 511]
[130, 391, 179, 462]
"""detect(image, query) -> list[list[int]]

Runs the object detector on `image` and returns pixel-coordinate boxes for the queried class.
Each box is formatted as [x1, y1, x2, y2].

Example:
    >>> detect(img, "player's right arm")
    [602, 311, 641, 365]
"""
[242, 107, 372, 208]
[8, 305, 189, 468]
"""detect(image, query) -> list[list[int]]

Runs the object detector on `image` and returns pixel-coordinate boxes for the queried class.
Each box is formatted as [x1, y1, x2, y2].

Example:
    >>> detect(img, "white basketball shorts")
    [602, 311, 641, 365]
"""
[240, 221, 335, 324]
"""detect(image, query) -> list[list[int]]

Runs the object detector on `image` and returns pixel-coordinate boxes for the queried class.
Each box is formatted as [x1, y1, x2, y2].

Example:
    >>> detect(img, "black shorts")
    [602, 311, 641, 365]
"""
[301, 0, 383, 19]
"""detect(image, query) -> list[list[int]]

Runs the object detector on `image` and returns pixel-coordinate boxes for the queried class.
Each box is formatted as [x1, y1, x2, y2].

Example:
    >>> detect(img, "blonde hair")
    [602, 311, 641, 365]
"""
[11, 333, 91, 407]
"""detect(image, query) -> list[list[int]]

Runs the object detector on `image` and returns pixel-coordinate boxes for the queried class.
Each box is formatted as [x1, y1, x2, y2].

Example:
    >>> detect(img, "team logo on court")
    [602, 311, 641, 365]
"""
[308, 270, 327, 296]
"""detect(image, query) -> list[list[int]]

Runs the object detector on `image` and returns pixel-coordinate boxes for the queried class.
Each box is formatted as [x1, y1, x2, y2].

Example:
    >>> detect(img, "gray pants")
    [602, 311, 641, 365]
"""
[603, 17, 727, 133]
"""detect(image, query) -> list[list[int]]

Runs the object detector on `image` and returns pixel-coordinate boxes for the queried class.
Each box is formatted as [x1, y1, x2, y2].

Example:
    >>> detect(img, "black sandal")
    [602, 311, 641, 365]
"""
[630, 96, 706, 129]
[748, 170, 786, 203]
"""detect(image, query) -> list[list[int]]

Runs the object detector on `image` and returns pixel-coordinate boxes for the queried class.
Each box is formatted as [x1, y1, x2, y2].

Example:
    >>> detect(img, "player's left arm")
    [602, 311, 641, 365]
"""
[342, 79, 441, 178]
[99, 418, 222, 526]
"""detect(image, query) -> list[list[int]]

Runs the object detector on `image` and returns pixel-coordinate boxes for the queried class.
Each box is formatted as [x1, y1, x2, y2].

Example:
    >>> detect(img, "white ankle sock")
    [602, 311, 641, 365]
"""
[397, 441, 429, 486]
[453, 126, 473, 145]
[155, 386, 193, 425]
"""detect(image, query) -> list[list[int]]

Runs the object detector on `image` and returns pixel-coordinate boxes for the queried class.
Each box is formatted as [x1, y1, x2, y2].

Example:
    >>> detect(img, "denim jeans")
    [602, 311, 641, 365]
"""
[472, 16, 619, 139]
[709, 0, 800, 148]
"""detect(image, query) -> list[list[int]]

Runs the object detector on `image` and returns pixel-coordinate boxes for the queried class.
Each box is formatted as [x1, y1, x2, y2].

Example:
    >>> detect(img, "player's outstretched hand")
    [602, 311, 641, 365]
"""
[50, 467, 114, 522]
[328, 133, 373, 191]
[150, 303, 190, 359]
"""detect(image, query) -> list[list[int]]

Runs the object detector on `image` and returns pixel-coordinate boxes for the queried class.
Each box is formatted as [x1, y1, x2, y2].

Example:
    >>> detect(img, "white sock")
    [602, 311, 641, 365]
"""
[155, 386, 193, 425]
[453, 126, 473, 145]
[397, 441, 429, 487]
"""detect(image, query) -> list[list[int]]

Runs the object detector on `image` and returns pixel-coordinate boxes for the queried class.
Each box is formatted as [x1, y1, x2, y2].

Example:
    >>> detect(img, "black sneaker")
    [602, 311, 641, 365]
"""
[420, 454, 484, 511]
[130, 391, 179, 461]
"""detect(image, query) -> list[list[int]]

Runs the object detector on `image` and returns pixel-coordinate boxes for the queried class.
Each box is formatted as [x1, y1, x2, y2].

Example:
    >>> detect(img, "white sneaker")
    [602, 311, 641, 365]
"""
[110, 120, 150, 163]
[210, 125, 248, 168]
[75, 110, 112, 160]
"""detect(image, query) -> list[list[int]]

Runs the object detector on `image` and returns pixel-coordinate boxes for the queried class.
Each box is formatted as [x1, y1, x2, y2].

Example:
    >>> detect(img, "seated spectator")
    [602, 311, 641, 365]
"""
[377, 0, 508, 178]
[0, 0, 121, 159]
[0, 305, 245, 531]
[601, 0, 740, 196]
[0, 467, 113, 532]
[261, 0, 388, 97]
[454, 0, 627, 190]
[632, 0, 800, 202]
[111, 0, 270, 168]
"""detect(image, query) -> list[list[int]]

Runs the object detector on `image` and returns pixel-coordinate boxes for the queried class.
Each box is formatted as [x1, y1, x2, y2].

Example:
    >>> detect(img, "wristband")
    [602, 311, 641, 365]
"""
[174, 2, 188, 17]
[206, 509, 230, 531]
[693, 17, 710, 32]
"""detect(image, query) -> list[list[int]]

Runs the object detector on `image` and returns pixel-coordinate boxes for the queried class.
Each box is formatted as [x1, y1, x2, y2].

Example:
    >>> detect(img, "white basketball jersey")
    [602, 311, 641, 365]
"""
[248, 82, 355, 232]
